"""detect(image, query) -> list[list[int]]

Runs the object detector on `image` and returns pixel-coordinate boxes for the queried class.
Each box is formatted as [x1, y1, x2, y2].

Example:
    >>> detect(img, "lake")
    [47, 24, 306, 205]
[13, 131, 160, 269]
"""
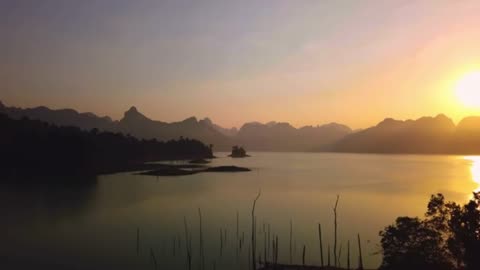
[2, 152, 479, 270]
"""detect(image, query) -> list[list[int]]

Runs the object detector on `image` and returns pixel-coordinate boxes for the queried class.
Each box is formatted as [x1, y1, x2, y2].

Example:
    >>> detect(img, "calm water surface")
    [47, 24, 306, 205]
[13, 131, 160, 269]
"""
[2, 153, 480, 269]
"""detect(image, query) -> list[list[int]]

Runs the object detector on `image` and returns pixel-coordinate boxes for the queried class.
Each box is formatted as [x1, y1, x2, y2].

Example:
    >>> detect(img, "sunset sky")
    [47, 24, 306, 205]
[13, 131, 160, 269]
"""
[2, 0, 480, 129]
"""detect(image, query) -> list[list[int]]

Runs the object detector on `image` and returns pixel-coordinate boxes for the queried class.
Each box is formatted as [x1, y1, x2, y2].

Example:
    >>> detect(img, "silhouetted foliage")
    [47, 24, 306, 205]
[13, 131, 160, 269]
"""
[0, 114, 213, 181]
[380, 193, 480, 270]
[230, 146, 248, 158]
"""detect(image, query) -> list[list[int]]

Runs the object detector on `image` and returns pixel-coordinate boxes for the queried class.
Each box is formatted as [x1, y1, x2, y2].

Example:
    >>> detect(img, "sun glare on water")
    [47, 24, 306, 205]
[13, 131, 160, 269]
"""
[464, 156, 480, 192]
[456, 71, 480, 108]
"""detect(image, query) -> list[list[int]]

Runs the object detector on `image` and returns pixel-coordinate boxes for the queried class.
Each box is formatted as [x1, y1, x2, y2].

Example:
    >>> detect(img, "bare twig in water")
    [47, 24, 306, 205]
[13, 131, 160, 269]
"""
[338, 243, 343, 268]
[224, 228, 227, 246]
[263, 223, 267, 266]
[289, 219, 293, 264]
[275, 235, 279, 266]
[302, 245, 306, 266]
[358, 234, 364, 270]
[327, 244, 331, 267]
[150, 248, 158, 270]
[267, 224, 271, 261]
[347, 240, 351, 270]
[333, 195, 340, 267]
[318, 223, 324, 267]
[184, 217, 192, 270]
[251, 190, 261, 270]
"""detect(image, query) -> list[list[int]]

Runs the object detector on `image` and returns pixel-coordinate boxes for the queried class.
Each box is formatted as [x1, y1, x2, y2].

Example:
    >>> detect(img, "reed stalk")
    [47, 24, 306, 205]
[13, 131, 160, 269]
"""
[251, 190, 261, 270]
[338, 243, 343, 267]
[318, 224, 324, 267]
[302, 245, 306, 266]
[347, 240, 351, 270]
[275, 236, 279, 266]
[150, 248, 158, 270]
[263, 223, 267, 265]
[327, 244, 331, 267]
[267, 224, 271, 261]
[333, 195, 340, 267]
[358, 234, 364, 270]
[289, 219, 293, 264]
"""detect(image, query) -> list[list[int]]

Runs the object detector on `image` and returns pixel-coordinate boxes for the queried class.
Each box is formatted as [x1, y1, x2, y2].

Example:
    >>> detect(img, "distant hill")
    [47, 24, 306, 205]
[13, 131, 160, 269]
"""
[0, 101, 352, 152]
[200, 117, 239, 137]
[13, 101, 480, 154]
[236, 121, 352, 151]
[0, 102, 233, 150]
[330, 114, 480, 154]
[117, 106, 233, 149]
[0, 101, 116, 131]
[453, 116, 480, 154]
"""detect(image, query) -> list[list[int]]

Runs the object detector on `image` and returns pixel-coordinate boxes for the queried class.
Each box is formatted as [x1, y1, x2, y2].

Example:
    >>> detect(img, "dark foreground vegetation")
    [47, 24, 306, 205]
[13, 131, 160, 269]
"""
[0, 113, 214, 182]
[379, 192, 480, 270]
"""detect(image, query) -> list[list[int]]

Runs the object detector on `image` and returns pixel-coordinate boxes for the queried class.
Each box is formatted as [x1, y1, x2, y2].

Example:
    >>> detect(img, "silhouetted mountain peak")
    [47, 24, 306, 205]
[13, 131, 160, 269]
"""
[457, 116, 480, 133]
[377, 118, 402, 127]
[34, 105, 50, 111]
[321, 122, 351, 130]
[0, 100, 5, 111]
[435, 113, 449, 119]
[122, 106, 151, 122]
[200, 117, 238, 136]
[414, 114, 455, 131]
[202, 117, 213, 125]
[127, 106, 138, 114]
[182, 116, 198, 124]
[241, 121, 294, 130]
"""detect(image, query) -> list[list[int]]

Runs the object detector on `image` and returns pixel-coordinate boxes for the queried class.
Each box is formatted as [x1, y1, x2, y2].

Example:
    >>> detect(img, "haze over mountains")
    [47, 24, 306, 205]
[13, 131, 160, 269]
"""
[2, 100, 480, 154]
[0, 101, 351, 151]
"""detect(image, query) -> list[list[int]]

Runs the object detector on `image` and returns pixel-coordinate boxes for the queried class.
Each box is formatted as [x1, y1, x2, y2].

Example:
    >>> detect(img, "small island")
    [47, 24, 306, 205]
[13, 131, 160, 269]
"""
[188, 158, 211, 164]
[229, 146, 250, 158]
[138, 164, 251, 176]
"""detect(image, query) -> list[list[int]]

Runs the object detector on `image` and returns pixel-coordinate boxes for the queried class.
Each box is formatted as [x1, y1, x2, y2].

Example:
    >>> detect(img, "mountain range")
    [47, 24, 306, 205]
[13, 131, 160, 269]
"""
[330, 114, 480, 154]
[3, 100, 480, 154]
[0, 101, 351, 151]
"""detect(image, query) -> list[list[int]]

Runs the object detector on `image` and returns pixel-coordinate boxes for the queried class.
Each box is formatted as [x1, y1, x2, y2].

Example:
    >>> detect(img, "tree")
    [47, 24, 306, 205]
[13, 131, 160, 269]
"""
[379, 216, 453, 270]
[380, 192, 480, 270]
[448, 192, 480, 270]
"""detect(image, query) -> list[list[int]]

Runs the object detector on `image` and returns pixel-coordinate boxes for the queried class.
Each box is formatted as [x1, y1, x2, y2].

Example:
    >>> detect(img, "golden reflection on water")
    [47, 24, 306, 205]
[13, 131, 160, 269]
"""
[464, 156, 480, 192]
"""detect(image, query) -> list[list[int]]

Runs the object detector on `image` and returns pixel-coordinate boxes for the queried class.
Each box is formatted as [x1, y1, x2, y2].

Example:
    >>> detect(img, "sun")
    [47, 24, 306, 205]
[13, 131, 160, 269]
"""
[456, 71, 480, 107]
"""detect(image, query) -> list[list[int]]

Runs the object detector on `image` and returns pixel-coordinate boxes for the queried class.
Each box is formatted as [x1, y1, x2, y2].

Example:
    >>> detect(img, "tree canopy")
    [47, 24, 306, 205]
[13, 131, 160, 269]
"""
[0, 113, 213, 181]
[380, 193, 480, 270]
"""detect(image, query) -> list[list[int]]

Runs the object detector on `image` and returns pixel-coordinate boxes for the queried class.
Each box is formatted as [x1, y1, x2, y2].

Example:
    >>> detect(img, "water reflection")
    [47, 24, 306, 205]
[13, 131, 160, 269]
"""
[2, 153, 480, 270]
[464, 156, 480, 192]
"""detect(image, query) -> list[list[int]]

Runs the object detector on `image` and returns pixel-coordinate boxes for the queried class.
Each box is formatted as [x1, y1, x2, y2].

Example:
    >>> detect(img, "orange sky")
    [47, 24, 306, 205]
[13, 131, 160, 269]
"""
[2, 1, 480, 129]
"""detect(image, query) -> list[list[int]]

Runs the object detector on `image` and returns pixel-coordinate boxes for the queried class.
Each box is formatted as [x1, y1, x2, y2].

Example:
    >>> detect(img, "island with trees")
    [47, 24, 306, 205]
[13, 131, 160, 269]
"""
[229, 145, 250, 158]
